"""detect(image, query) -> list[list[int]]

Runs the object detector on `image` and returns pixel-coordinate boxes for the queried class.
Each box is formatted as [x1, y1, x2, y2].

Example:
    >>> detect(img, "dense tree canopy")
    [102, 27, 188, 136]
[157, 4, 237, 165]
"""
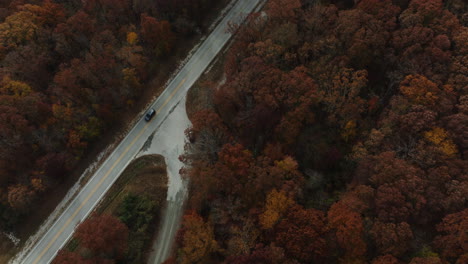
[0, 0, 223, 233]
[178, 0, 467, 263]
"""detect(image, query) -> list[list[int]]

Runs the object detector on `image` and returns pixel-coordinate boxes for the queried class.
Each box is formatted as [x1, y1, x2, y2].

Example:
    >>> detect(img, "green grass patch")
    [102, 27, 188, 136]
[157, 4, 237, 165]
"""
[64, 155, 168, 263]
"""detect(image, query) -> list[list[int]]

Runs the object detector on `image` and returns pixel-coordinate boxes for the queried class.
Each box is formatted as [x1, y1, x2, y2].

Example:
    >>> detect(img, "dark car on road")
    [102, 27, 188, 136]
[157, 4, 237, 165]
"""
[145, 108, 156, 121]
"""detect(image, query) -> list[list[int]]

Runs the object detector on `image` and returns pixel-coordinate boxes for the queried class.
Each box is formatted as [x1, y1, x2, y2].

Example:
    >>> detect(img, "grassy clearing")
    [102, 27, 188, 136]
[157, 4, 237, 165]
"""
[186, 47, 228, 119]
[97, 155, 167, 215]
[64, 154, 168, 263]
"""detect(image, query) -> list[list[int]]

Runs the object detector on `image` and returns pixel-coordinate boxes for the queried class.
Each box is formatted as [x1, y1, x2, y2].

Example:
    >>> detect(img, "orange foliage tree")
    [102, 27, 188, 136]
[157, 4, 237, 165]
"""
[399, 75, 441, 106]
[423, 127, 458, 156]
[328, 202, 366, 262]
[179, 211, 218, 264]
[259, 189, 293, 230]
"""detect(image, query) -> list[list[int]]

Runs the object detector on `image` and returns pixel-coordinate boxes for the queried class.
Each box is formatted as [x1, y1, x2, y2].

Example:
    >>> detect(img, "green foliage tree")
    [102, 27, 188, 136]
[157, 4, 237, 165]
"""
[117, 194, 156, 263]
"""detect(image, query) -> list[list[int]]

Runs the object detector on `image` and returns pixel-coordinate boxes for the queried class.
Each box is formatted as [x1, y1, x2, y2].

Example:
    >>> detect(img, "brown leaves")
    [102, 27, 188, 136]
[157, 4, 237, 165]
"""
[7, 184, 35, 211]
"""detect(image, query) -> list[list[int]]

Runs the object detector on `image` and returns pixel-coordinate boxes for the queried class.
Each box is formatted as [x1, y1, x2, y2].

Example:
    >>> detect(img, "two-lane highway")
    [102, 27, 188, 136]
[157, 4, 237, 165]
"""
[13, 0, 264, 263]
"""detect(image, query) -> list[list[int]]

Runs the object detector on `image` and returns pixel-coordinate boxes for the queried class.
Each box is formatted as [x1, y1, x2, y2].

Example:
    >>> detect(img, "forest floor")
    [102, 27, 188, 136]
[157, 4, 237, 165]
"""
[3, 0, 231, 261]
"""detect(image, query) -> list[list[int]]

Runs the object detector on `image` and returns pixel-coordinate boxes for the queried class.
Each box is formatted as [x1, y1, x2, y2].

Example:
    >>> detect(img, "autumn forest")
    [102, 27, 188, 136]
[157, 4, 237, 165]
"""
[0, 0, 467, 263]
[0, 0, 219, 230]
[176, 0, 467, 263]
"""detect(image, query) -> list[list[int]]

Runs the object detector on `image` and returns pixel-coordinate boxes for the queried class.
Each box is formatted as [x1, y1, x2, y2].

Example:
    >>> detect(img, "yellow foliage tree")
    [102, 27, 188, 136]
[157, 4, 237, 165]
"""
[52, 103, 74, 125]
[424, 127, 458, 156]
[274, 155, 298, 172]
[31, 178, 46, 192]
[122, 68, 141, 89]
[1, 76, 32, 98]
[0, 10, 38, 48]
[126, 31, 138, 45]
[122, 68, 141, 106]
[259, 189, 294, 229]
[341, 120, 357, 142]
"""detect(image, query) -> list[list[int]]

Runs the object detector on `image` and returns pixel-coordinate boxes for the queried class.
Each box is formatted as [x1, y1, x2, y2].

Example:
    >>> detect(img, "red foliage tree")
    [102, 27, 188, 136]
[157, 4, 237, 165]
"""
[54, 11, 96, 58]
[275, 205, 328, 263]
[371, 254, 401, 264]
[370, 221, 413, 257]
[75, 214, 128, 259]
[444, 112, 468, 158]
[392, 0, 460, 84]
[140, 14, 174, 56]
[225, 243, 290, 264]
[52, 250, 91, 264]
[161, 257, 176, 264]
[267, 0, 301, 22]
[361, 152, 426, 223]
[214, 143, 254, 197]
[319, 68, 367, 127]
[424, 163, 468, 218]
[0, 105, 31, 166]
[395, 105, 437, 135]
[357, 0, 400, 31]
[409, 257, 444, 264]
[334, 8, 390, 68]
[32, 0, 66, 27]
[433, 209, 468, 261]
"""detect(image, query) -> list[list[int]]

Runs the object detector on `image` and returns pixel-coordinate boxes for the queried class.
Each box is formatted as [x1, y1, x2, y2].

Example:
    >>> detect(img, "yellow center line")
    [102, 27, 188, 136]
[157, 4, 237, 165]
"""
[158, 78, 186, 112]
[32, 78, 186, 264]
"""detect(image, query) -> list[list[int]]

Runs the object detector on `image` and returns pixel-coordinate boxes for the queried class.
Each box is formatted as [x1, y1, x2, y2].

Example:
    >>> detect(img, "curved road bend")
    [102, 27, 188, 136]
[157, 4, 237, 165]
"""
[13, 0, 264, 263]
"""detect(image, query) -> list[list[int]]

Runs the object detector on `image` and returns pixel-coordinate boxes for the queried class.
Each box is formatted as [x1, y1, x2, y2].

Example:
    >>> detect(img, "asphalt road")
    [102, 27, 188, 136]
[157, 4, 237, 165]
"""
[14, 0, 263, 263]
